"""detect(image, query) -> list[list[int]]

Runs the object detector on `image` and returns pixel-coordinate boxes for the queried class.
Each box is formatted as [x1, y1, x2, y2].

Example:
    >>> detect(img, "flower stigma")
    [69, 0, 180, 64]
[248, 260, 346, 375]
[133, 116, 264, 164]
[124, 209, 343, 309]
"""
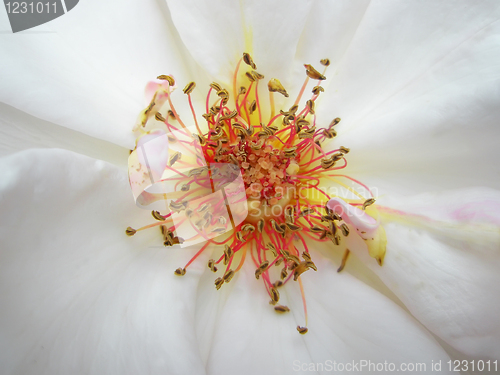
[126, 53, 387, 334]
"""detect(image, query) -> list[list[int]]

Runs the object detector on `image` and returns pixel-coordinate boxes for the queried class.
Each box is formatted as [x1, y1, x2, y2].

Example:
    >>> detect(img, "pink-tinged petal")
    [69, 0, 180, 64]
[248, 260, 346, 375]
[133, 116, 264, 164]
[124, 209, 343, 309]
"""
[326, 197, 378, 239]
[326, 198, 387, 266]
[144, 79, 176, 106]
[135, 130, 170, 177]
[351, 188, 500, 358]
[0, 149, 207, 375]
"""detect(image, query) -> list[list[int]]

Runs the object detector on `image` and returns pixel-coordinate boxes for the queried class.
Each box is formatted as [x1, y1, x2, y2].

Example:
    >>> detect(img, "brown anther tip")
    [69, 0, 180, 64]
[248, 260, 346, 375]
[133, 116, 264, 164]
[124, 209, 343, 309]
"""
[306, 99, 315, 114]
[157, 75, 175, 86]
[215, 277, 224, 290]
[152, 210, 166, 221]
[280, 267, 288, 280]
[245, 71, 255, 82]
[304, 64, 326, 80]
[243, 52, 257, 69]
[174, 268, 186, 276]
[210, 82, 222, 91]
[257, 219, 264, 233]
[259, 260, 270, 271]
[312, 86, 324, 95]
[168, 151, 182, 167]
[306, 261, 318, 271]
[285, 223, 302, 231]
[320, 58, 331, 66]
[155, 112, 166, 122]
[249, 100, 257, 114]
[255, 269, 262, 279]
[274, 305, 290, 313]
[125, 227, 136, 236]
[223, 269, 235, 283]
[268, 78, 289, 97]
[253, 71, 265, 80]
[330, 117, 341, 126]
[270, 287, 280, 303]
[297, 326, 308, 334]
[183, 81, 196, 95]
[339, 146, 350, 154]
[362, 198, 376, 210]
[208, 259, 219, 273]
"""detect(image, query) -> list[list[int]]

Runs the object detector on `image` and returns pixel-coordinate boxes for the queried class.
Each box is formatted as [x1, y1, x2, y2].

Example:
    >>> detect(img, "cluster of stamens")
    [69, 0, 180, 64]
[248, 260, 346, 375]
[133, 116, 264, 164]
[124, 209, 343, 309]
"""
[126, 52, 377, 334]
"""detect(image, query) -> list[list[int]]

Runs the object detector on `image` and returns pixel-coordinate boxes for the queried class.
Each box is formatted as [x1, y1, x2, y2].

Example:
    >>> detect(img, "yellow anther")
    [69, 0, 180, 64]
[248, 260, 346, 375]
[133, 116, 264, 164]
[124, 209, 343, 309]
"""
[157, 75, 175, 86]
[268, 78, 289, 97]
[304, 64, 326, 80]
[320, 58, 330, 66]
[297, 326, 308, 334]
[183, 81, 196, 95]
[174, 268, 186, 276]
[243, 52, 257, 69]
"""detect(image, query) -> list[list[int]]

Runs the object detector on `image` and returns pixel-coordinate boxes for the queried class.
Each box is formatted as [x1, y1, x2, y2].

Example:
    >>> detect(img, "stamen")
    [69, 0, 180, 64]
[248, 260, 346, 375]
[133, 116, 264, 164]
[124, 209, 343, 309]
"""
[125, 227, 136, 236]
[155, 112, 166, 122]
[320, 58, 331, 66]
[303, 64, 326, 80]
[152, 210, 166, 221]
[242, 52, 257, 69]
[363, 198, 376, 210]
[174, 267, 186, 276]
[337, 249, 350, 272]
[157, 75, 175, 86]
[274, 305, 290, 313]
[183, 81, 196, 95]
[298, 275, 308, 331]
[297, 326, 308, 334]
[127, 53, 383, 334]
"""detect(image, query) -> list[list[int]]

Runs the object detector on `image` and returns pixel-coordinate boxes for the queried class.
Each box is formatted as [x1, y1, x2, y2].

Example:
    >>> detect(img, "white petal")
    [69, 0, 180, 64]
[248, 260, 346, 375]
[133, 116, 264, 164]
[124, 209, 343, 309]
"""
[0, 102, 128, 168]
[0, 0, 198, 148]
[317, 0, 500, 127]
[0, 149, 206, 374]
[295, 0, 371, 71]
[351, 188, 500, 358]
[194, 251, 452, 375]
[314, 2, 500, 193]
[165, 0, 313, 85]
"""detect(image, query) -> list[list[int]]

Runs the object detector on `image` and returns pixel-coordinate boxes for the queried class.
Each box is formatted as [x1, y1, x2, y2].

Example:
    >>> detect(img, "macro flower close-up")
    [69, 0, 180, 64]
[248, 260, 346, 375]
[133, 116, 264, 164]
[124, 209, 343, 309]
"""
[1, 1, 500, 374]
